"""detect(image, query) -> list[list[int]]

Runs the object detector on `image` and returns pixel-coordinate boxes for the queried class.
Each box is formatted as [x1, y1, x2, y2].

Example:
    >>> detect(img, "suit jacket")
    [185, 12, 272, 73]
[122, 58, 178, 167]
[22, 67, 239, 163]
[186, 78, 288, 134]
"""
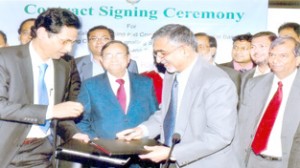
[76, 72, 158, 139]
[220, 60, 235, 69]
[0, 44, 80, 167]
[75, 55, 139, 81]
[239, 68, 255, 100]
[142, 57, 239, 168]
[288, 123, 300, 168]
[217, 65, 241, 95]
[237, 70, 300, 168]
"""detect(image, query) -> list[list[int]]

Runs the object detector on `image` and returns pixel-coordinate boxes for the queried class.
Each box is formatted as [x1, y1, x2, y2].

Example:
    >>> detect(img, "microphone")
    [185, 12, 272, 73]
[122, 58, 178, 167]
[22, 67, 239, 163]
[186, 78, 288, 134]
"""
[164, 133, 181, 168]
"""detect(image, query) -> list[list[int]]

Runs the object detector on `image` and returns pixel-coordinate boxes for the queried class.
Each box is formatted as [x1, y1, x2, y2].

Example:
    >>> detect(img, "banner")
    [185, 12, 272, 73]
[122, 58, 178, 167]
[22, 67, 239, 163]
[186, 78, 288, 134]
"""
[0, 0, 268, 72]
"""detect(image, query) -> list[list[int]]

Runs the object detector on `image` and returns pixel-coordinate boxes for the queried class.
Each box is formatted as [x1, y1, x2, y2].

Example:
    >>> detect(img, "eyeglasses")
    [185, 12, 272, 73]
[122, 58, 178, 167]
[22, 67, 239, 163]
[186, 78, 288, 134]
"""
[102, 53, 128, 60]
[153, 45, 183, 59]
[89, 37, 111, 42]
[50, 33, 76, 46]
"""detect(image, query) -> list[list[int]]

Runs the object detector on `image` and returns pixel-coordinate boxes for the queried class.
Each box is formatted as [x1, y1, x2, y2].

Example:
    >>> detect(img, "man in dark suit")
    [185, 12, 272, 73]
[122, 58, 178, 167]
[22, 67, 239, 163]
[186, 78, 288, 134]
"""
[75, 25, 138, 81]
[220, 33, 255, 73]
[117, 24, 239, 168]
[0, 8, 88, 167]
[237, 36, 300, 168]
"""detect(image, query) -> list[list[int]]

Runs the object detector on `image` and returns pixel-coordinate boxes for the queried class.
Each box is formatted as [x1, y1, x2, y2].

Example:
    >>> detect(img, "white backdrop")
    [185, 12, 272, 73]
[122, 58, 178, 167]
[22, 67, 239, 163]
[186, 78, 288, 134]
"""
[0, 0, 268, 72]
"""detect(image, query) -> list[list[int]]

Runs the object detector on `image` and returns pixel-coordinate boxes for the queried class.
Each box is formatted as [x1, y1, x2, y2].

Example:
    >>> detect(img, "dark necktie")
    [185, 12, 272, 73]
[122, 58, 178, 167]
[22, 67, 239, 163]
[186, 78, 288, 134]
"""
[38, 64, 50, 133]
[116, 79, 127, 113]
[251, 81, 283, 154]
[163, 75, 178, 146]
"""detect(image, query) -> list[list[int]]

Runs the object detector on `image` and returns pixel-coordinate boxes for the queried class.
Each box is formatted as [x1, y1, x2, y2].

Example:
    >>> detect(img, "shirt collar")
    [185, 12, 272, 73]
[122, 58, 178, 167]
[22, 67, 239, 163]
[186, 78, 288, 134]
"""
[274, 69, 297, 86]
[29, 41, 51, 66]
[233, 61, 254, 71]
[177, 57, 198, 84]
[107, 70, 130, 83]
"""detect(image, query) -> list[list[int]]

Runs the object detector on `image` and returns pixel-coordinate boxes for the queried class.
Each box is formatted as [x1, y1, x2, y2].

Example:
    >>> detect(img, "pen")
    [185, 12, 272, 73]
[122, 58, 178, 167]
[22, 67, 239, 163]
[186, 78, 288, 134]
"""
[89, 140, 111, 156]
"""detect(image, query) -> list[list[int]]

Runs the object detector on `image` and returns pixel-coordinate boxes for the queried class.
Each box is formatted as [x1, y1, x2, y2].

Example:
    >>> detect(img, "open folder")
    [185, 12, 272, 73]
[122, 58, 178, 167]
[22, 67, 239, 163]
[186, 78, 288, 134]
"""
[56, 138, 158, 166]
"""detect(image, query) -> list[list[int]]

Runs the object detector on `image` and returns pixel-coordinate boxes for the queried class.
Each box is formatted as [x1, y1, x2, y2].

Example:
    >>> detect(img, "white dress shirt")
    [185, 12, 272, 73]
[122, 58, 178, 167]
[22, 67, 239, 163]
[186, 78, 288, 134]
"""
[27, 42, 54, 138]
[253, 66, 271, 77]
[258, 70, 297, 157]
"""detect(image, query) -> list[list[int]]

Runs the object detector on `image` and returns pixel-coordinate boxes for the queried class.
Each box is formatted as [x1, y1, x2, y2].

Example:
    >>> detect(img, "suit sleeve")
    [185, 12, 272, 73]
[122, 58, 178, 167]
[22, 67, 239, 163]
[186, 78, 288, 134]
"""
[75, 82, 97, 139]
[288, 123, 300, 168]
[57, 57, 81, 141]
[0, 52, 47, 124]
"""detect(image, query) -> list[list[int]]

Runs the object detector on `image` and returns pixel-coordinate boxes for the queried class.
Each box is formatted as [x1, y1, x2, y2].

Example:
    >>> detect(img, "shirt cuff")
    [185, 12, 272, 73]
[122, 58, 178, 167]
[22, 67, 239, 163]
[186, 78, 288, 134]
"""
[138, 124, 149, 137]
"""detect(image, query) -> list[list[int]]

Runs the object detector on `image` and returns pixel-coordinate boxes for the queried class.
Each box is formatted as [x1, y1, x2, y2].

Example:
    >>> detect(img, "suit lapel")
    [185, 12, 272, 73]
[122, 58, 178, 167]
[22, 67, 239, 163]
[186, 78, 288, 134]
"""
[53, 59, 68, 104]
[17, 44, 34, 103]
[249, 74, 274, 134]
[127, 73, 135, 114]
[174, 59, 202, 136]
[281, 70, 300, 153]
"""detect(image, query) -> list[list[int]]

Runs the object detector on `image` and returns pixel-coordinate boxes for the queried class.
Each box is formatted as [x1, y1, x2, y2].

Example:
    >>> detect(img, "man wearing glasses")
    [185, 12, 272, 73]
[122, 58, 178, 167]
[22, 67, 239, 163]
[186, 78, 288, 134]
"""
[117, 24, 240, 168]
[0, 8, 89, 167]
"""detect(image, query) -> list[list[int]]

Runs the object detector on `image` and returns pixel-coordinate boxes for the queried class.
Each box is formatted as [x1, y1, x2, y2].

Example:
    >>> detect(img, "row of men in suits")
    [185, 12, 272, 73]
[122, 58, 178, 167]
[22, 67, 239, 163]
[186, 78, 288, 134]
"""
[196, 23, 300, 168]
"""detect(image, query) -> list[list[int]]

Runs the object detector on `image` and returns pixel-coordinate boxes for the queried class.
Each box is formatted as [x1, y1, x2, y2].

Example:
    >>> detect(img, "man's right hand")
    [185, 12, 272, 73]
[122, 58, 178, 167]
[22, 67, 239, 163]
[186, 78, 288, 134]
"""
[116, 127, 144, 141]
[52, 101, 83, 119]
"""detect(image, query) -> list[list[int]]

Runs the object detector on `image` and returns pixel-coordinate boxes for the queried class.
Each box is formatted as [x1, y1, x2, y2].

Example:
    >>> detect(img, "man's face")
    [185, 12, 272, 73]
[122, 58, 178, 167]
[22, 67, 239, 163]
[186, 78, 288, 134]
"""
[19, 20, 35, 44]
[232, 40, 252, 64]
[43, 26, 78, 60]
[269, 40, 299, 79]
[100, 43, 130, 77]
[250, 36, 272, 65]
[279, 28, 300, 42]
[195, 36, 211, 61]
[153, 37, 185, 73]
[88, 29, 112, 57]
[0, 34, 6, 48]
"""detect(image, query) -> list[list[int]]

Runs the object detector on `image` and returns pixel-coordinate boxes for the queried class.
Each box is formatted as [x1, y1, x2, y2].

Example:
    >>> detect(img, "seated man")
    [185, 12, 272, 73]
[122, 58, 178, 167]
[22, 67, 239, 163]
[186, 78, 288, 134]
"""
[76, 40, 158, 167]
[76, 40, 158, 139]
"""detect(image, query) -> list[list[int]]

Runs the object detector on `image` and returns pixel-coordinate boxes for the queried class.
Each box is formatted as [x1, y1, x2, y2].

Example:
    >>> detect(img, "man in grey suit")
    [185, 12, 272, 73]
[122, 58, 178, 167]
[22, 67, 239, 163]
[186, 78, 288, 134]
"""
[117, 24, 239, 168]
[240, 31, 277, 98]
[75, 25, 138, 81]
[0, 8, 88, 167]
[237, 36, 300, 168]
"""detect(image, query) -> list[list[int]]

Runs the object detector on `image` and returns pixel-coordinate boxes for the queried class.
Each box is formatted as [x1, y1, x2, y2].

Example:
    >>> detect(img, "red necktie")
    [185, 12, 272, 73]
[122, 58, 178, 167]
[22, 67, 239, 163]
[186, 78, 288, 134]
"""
[251, 81, 283, 154]
[116, 79, 126, 113]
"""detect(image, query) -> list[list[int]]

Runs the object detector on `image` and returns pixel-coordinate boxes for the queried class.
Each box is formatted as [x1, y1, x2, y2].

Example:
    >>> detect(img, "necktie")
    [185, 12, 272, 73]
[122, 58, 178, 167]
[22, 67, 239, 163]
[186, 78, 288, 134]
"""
[251, 81, 283, 154]
[38, 64, 50, 133]
[163, 75, 178, 146]
[239, 69, 248, 73]
[116, 79, 127, 113]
